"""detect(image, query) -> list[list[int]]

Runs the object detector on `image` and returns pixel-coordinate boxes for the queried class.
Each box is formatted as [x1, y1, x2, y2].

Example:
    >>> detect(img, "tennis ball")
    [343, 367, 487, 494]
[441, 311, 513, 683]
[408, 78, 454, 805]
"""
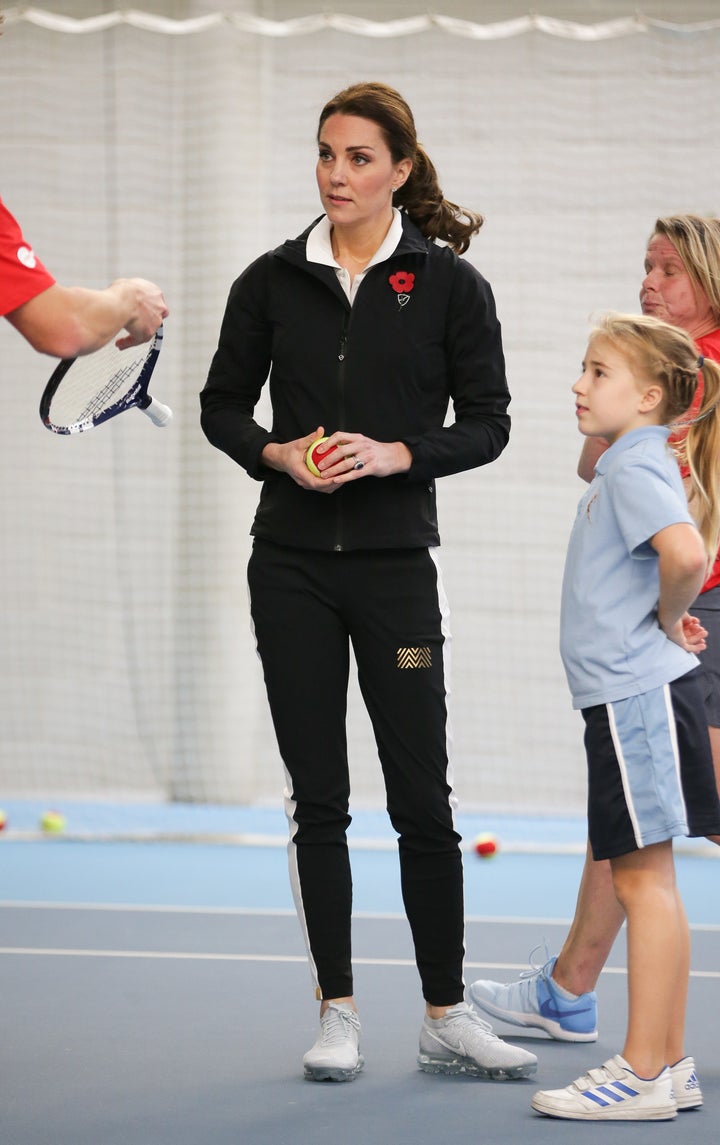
[305, 436, 337, 477]
[474, 832, 498, 859]
[40, 810, 66, 835]
[0, 809, 7, 831]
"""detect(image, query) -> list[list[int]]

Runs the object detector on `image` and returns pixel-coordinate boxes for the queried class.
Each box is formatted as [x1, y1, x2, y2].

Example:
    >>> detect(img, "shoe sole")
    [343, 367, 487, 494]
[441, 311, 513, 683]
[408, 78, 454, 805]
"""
[418, 1053, 537, 1080]
[531, 1095, 676, 1121]
[304, 1058, 364, 1082]
[467, 991, 598, 1044]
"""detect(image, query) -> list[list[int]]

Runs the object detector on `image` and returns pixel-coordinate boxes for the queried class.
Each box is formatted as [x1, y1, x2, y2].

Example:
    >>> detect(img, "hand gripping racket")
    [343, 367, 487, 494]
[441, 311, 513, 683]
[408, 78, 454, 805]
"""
[39, 324, 172, 435]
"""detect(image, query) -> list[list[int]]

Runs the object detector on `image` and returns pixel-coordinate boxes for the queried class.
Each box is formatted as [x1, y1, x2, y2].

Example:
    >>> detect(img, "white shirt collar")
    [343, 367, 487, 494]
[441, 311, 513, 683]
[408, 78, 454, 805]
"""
[304, 209, 405, 275]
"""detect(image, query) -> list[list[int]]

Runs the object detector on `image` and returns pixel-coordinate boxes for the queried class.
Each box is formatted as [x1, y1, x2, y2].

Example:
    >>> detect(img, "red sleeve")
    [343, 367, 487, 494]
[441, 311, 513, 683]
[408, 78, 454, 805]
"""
[0, 197, 56, 316]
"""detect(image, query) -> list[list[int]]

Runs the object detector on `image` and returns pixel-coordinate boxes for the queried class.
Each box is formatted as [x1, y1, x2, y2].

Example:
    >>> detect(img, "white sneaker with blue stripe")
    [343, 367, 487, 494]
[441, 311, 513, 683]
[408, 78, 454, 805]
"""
[466, 954, 598, 1042]
[531, 1054, 677, 1121]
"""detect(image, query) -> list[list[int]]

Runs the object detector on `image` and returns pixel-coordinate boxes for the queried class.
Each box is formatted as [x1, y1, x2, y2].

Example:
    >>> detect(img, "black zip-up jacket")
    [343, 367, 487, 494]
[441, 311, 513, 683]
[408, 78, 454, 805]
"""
[200, 214, 510, 551]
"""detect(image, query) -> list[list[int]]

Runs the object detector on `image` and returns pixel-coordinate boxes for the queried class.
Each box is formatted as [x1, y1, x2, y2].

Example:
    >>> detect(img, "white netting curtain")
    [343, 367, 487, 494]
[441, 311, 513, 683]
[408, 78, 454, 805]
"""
[2, 8, 720, 813]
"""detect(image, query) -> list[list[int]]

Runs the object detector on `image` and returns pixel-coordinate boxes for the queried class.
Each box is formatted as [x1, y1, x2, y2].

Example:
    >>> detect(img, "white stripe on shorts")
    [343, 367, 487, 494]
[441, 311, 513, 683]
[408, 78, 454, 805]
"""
[606, 683, 689, 850]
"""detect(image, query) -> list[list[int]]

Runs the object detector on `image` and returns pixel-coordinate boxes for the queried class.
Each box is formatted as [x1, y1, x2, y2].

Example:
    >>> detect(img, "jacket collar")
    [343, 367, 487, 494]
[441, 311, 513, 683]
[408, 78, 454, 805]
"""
[274, 210, 430, 280]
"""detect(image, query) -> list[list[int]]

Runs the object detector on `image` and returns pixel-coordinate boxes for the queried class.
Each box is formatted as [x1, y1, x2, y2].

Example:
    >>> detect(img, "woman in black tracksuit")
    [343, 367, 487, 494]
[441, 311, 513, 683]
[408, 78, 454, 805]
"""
[200, 82, 537, 1085]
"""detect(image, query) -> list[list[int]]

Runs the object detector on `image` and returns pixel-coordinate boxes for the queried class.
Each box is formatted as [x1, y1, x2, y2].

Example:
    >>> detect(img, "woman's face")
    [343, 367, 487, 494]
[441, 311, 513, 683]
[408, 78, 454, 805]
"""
[640, 233, 715, 337]
[316, 113, 410, 232]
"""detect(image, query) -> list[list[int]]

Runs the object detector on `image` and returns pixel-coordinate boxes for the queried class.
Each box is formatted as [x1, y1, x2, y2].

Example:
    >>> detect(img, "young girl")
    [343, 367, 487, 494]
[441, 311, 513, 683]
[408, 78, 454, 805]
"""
[532, 313, 720, 1121]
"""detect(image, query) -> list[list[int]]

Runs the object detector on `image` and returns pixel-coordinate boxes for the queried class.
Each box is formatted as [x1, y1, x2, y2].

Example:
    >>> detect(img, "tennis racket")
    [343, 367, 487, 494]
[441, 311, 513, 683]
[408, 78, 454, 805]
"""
[39, 324, 172, 435]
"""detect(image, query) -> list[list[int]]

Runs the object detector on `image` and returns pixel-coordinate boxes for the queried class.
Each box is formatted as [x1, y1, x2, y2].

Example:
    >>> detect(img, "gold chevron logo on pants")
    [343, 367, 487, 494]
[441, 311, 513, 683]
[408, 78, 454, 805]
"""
[396, 647, 432, 669]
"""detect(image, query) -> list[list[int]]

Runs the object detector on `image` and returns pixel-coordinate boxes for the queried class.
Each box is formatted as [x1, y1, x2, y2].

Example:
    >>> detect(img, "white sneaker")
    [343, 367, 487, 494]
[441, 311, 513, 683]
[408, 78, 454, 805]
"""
[671, 1055, 703, 1110]
[303, 1003, 364, 1082]
[531, 1054, 677, 1121]
[418, 1001, 538, 1080]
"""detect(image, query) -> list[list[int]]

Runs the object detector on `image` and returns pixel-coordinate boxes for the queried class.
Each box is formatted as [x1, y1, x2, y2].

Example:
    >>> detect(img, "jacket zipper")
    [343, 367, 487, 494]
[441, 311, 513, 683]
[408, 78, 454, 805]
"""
[334, 312, 350, 551]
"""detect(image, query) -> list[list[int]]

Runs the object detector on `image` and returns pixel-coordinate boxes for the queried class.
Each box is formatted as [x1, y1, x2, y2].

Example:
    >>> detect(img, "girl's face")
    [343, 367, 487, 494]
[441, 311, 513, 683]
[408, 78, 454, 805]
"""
[572, 336, 661, 444]
[640, 234, 715, 338]
[316, 114, 411, 233]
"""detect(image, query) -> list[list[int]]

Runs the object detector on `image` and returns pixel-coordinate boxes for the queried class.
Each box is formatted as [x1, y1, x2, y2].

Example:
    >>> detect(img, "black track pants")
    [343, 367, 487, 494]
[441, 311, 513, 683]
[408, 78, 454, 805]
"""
[248, 539, 465, 1004]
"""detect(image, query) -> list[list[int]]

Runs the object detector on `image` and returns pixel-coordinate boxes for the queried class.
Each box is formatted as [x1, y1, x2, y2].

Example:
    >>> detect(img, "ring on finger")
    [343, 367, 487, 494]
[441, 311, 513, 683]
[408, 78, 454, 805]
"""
[353, 459, 364, 471]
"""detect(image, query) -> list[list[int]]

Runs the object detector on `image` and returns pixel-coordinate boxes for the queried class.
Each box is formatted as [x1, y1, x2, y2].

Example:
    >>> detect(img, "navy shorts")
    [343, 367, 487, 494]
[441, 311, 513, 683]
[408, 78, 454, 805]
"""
[582, 668, 720, 860]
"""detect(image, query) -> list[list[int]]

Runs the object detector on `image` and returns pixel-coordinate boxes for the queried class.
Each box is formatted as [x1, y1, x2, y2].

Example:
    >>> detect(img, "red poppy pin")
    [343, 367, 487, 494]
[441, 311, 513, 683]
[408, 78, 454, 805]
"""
[388, 271, 415, 308]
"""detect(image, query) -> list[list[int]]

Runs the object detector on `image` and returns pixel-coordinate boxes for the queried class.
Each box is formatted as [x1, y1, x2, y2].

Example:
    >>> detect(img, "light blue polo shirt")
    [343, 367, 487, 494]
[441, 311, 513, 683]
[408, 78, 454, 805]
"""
[560, 425, 699, 709]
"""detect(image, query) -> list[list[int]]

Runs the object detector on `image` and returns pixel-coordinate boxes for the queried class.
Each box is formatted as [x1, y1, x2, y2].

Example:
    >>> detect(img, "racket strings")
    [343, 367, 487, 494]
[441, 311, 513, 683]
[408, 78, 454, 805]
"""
[78, 360, 144, 418]
[47, 346, 147, 427]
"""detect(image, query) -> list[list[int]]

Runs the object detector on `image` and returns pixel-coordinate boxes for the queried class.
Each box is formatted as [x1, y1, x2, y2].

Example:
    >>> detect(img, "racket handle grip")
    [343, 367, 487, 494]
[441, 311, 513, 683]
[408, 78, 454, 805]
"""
[143, 396, 173, 427]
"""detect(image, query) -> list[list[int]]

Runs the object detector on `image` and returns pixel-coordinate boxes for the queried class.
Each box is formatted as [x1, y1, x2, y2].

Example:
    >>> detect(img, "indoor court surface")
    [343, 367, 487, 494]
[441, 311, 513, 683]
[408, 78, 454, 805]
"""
[1, 806, 718, 1145]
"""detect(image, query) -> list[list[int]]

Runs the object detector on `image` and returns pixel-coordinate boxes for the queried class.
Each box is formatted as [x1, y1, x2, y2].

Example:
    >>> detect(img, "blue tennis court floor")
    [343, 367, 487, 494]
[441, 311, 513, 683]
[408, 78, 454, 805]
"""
[1, 802, 718, 1144]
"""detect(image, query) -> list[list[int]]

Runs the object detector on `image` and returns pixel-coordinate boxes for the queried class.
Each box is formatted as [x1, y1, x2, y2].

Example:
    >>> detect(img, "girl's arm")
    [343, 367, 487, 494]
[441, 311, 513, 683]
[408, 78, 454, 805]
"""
[652, 522, 707, 649]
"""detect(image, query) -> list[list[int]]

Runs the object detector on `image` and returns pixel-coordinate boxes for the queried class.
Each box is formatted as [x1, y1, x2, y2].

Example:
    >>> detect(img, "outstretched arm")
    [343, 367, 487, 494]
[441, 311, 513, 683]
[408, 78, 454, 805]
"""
[6, 278, 168, 358]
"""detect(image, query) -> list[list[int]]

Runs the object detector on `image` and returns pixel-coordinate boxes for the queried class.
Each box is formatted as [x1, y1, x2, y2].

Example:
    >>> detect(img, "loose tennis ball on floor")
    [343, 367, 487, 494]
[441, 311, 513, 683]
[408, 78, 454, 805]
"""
[474, 833, 498, 859]
[0, 809, 7, 831]
[40, 810, 66, 834]
[305, 436, 337, 477]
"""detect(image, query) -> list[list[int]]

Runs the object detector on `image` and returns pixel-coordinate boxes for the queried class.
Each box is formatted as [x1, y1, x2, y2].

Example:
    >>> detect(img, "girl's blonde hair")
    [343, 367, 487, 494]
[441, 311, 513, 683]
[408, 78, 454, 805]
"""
[591, 312, 720, 566]
[317, 82, 483, 255]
